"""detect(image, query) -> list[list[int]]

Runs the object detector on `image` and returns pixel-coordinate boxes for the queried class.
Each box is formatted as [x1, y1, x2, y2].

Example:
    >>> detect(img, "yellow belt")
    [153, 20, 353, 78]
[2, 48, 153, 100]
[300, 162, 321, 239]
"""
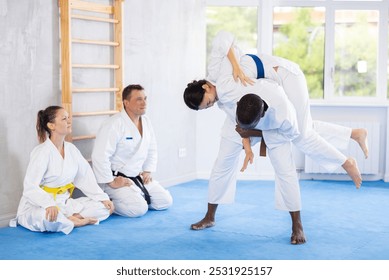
[40, 183, 75, 200]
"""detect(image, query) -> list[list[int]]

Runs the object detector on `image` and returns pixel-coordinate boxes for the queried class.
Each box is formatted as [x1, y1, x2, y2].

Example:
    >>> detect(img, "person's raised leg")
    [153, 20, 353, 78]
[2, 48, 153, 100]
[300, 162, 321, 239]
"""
[342, 157, 362, 189]
[289, 211, 306, 245]
[191, 203, 218, 230]
[351, 128, 369, 159]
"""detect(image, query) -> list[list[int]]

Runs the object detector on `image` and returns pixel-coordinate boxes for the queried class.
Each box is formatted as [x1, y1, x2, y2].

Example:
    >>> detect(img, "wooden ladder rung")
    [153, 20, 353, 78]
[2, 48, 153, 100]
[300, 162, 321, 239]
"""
[73, 87, 119, 93]
[72, 134, 96, 141]
[72, 64, 119, 69]
[70, 0, 113, 14]
[72, 38, 119, 46]
[73, 110, 119, 117]
[71, 14, 119, 23]
[60, 0, 124, 143]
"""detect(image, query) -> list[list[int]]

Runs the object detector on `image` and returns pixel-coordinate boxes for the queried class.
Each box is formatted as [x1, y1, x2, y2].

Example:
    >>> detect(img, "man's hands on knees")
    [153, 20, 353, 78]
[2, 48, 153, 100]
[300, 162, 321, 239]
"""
[140, 171, 152, 184]
[108, 176, 132, 189]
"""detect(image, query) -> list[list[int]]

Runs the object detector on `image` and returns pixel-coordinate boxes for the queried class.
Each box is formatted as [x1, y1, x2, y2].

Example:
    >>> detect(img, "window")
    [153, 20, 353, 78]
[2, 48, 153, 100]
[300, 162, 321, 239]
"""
[206, 6, 258, 61]
[273, 7, 325, 99]
[206, 0, 389, 102]
[334, 10, 379, 97]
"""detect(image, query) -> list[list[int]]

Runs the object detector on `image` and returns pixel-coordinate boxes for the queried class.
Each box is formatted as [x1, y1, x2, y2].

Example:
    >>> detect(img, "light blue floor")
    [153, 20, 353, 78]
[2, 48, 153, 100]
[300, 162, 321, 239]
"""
[0, 179, 389, 260]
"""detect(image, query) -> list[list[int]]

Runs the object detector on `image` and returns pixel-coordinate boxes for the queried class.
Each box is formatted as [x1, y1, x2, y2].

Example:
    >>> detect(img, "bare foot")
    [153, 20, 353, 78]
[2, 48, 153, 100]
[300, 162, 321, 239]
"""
[342, 157, 362, 189]
[351, 128, 369, 159]
[190, 218, 215, 230]
[72, 213, 83, 219]
[290, 211, 306, 245]
[291, 230, 306, 245]
[68, 215, 98, 227]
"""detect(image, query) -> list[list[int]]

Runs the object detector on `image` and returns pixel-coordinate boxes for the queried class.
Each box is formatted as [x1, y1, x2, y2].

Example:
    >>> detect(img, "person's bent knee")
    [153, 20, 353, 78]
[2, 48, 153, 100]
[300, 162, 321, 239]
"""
[150, 191, 173, 210]
[150, 194, 173, 210]
[115, 200, 148, 218]
[95, 207, 112, 222]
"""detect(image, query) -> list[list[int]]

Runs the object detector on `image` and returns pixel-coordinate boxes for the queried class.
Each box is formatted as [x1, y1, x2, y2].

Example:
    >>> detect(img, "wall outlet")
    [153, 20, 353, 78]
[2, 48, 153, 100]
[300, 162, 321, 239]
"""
[178, 147, 187, 158]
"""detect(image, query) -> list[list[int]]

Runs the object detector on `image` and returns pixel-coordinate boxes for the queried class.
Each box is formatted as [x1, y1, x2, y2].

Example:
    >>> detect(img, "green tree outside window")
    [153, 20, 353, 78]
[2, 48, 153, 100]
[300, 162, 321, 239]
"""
[273, 8, 325, 99]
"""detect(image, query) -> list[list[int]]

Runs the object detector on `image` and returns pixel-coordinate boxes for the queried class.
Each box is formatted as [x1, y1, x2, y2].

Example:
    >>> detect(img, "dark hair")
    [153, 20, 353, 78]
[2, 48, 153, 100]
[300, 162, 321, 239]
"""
[122, 84, 144, 101]
[183, 80, 207, 110]
[236, 94, 265, 129]
[36, 105, 63, 143]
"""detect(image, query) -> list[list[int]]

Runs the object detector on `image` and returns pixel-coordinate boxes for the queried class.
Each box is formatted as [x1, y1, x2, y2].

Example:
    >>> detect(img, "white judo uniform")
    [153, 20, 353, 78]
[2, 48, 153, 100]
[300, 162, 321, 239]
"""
[212, 78, 302, 211]
[206, 31, 352, 211]
[209, 31, 351, 170]
[10, 139, 111, 235]
[92, 110, 173, 218]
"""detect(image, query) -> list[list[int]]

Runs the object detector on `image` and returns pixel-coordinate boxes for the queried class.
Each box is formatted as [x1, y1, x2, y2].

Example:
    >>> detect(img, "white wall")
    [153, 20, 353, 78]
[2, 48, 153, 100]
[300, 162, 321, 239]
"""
[122, 0, 206, 187]
[0, 0, 60, 227]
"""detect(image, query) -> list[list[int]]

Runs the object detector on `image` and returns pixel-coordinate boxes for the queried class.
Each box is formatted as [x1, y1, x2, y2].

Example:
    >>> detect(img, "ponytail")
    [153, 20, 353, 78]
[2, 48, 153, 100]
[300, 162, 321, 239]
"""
[36, 106, 63, 143]
[183, 79, 207, 110]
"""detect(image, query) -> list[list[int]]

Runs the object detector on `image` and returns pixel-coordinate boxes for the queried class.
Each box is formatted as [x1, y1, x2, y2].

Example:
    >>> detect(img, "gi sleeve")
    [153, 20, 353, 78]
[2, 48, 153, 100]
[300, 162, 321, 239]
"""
[91, 119, 121, 184]
[273, 90, 300, 142]
[22, 145, 56, 209]
[261, 101, 300, 149]
[249, 81, 300, 149]
[142, 118, 158, 172]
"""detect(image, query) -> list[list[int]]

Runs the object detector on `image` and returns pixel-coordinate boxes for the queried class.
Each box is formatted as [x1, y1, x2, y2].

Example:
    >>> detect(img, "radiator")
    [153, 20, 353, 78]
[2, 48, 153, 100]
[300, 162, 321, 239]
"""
[304, 122, 380, 175]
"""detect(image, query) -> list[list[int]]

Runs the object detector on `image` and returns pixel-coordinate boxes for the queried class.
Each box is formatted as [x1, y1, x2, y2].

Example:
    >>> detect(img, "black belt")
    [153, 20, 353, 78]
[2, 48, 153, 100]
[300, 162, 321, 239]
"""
[112, 171, 151, 204]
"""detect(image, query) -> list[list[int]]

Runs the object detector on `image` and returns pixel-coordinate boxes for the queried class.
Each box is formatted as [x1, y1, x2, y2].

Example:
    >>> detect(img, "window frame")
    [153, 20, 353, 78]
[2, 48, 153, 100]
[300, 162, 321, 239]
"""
[207, 0, 389, 104]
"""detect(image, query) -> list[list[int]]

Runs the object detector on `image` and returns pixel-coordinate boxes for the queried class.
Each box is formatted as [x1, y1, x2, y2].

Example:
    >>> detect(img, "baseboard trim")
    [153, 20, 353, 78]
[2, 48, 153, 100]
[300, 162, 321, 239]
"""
[196, 172, 275, 181]
[158, 173, 197, 188]
[299, 172, 384, 182]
